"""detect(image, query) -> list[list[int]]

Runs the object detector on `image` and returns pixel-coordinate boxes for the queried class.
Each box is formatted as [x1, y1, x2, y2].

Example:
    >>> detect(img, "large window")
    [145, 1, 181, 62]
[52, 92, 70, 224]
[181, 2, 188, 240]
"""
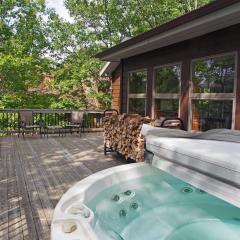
[155, 99, 179, 118]
[154, 64, 181, 118]
[191, 53, 236, 131]
[128, 70, 147, 116]
[192, 100, 233, 131]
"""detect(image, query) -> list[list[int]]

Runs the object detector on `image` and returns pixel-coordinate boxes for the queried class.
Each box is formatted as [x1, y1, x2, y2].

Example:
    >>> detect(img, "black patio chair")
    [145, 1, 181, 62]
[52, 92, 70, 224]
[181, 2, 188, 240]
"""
[65, 111, 85, 136]
[18, 110, 42, 138]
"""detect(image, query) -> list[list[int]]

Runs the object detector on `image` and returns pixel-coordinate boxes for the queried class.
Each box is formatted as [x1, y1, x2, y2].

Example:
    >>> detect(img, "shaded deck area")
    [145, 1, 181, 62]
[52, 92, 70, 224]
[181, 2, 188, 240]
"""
[0, 133, 125, 240]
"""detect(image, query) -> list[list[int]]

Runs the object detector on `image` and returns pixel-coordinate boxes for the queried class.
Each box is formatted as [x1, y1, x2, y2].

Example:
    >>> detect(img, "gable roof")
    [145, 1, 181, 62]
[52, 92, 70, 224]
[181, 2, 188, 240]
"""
[96, 0, 240, 62]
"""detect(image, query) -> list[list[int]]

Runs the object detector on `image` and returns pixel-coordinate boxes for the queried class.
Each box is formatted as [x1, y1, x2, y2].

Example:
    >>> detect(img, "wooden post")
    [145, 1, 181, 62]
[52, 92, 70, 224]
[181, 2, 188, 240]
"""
[235, 51, 240, 130]
[146, 67, 153, 118]
[180, 59, 190, 131]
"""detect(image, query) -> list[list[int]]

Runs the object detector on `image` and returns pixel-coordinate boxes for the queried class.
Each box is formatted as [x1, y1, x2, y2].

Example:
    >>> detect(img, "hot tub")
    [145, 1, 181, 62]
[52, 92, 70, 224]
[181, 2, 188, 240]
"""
[51, 127, 240, 240]
[51, 164, 240, 240]
[51, 163, 157, 240]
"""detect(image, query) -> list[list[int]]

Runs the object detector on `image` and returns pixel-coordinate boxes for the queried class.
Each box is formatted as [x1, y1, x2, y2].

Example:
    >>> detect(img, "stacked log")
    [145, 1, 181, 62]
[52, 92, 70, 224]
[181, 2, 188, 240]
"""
[103, 114, 151, 162]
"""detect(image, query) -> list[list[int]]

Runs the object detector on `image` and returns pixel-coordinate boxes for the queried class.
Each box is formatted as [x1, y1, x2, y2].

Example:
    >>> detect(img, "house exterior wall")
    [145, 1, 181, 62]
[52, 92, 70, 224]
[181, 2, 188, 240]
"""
[111, 64, 122, 113]
[112, 24, 240, 130]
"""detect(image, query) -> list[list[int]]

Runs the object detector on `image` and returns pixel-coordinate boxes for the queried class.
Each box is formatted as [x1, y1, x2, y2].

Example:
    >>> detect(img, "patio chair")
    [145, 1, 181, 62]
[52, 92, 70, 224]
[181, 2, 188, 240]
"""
[18, 110, 42, 138]
[65, 111, 85, 136]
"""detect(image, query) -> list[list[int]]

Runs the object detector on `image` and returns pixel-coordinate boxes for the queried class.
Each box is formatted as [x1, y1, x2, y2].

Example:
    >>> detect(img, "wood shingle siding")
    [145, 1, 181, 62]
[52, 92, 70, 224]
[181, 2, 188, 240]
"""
[111, 65, 122, 112]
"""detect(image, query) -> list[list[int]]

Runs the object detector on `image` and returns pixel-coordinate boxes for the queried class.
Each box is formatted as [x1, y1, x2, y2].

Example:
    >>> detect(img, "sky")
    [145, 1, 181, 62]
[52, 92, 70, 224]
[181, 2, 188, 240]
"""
[45, 0, 74, 22]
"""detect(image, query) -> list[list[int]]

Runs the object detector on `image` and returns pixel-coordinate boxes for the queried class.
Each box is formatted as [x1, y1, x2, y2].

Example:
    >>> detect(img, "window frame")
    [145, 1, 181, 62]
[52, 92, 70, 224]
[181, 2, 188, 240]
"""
[127, 68, 148, 116]
[152, 62, 182, 118]
[189, 52, 237, 130]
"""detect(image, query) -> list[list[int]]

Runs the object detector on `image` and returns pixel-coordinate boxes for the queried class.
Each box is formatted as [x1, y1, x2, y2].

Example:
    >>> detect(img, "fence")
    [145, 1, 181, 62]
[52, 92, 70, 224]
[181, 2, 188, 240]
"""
[0, 109, 104, 134]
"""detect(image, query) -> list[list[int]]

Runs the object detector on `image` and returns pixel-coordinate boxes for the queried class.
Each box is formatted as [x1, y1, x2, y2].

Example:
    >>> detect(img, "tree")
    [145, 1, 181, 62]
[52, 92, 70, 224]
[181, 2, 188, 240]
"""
[0, 0, 211, 109]
[65, 0, 211, 48]
[0, 0, 53, 108]
[178, 0, 213, 13]
[51, 48, 109, 109]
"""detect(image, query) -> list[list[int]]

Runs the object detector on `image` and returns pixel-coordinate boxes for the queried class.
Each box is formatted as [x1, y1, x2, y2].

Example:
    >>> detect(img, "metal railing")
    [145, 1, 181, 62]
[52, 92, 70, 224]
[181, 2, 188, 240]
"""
[0, 109, 104, 134]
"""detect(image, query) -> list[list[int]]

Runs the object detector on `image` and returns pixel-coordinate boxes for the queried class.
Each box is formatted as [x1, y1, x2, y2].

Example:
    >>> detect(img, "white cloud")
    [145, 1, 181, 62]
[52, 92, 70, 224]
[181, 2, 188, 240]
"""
[46, 0, 74, 22]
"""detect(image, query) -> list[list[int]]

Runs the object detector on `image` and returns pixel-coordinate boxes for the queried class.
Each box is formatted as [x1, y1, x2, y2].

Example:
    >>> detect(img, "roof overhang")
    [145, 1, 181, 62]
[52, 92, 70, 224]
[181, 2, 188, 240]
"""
[99, 61, 120, 76]
[96, 0, 240, 61]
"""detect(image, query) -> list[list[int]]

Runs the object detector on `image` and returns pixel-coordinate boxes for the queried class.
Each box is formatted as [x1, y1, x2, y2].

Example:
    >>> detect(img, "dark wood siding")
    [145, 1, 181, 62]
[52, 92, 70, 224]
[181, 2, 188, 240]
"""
[118, 24, 240, 129]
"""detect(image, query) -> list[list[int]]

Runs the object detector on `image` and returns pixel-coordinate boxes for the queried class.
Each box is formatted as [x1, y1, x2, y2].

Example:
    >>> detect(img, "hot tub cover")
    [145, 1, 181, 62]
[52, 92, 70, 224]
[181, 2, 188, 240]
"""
[142, 125, 240, 207]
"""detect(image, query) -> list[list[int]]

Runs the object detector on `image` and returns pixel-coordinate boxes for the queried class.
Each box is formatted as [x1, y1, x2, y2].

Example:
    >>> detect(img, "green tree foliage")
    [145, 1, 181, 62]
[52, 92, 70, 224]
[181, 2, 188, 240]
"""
[51, 48, 105, 109]
[0, 0, 211, 110]
[0, 0, 53, 107]
[178, 0, 211, 13]
[65, 0, 211, 48]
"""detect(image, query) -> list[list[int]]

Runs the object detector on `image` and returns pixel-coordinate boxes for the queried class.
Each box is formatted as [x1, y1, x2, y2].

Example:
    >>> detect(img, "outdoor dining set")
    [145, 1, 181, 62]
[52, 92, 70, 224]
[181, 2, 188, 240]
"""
[18, 110, 85, 138]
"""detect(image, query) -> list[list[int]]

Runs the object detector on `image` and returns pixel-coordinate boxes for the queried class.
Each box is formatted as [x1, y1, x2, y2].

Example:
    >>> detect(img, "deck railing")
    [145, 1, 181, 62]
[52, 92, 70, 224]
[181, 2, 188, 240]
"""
[0, 109, 104, 134]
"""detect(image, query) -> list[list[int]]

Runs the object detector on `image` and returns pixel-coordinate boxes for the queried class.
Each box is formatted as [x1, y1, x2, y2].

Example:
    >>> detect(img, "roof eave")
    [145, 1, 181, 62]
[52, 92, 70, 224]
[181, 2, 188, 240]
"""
[96, 0, 240, 61]
[99, 61, 120, 76]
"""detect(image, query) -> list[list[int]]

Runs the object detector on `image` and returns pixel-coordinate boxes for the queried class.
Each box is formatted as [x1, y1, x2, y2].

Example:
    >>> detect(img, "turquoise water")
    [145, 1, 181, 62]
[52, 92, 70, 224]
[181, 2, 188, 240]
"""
[87, 168, 240, 240]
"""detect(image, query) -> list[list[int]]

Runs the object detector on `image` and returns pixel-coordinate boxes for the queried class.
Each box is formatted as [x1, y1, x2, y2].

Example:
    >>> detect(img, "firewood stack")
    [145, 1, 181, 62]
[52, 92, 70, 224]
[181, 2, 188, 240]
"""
[103, 114, 151, 162]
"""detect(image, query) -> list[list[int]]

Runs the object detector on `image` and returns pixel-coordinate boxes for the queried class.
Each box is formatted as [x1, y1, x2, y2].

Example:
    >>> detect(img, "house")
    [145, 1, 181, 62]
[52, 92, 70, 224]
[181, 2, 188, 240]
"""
[96, 0, 240, 131]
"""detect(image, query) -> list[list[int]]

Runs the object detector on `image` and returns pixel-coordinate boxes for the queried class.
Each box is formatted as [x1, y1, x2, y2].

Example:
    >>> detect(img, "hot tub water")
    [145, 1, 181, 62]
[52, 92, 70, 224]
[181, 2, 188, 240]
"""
[87, 169, 240, 240]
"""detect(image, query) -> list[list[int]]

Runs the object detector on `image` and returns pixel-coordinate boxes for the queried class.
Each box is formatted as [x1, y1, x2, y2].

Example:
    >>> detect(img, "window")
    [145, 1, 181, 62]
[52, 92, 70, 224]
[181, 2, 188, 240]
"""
[153, 64, 181, 118]
[128, 98, 146, 116]
[192, 100, 233, 131]
[155, 99, 179, 118]
[191, 53, 236, 131]
[128, 70, 147, 116]
[192, 54, 235, 93]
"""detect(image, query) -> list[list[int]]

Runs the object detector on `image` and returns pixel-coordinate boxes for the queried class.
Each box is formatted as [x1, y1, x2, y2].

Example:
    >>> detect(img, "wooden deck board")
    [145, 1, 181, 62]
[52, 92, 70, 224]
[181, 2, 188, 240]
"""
[0, 138, 9, 240]
[7, 141, 24, 240]
[0, 133, 125, 240]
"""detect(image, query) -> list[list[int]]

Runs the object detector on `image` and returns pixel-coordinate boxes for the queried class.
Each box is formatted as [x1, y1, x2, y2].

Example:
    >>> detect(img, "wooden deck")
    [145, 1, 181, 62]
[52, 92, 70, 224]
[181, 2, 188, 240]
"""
[0, 133, 125, 240]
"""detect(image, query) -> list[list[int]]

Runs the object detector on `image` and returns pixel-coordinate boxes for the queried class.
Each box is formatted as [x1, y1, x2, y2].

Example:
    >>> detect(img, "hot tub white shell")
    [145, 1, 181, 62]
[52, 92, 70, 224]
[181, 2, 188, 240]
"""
[51, 163, 159, 240]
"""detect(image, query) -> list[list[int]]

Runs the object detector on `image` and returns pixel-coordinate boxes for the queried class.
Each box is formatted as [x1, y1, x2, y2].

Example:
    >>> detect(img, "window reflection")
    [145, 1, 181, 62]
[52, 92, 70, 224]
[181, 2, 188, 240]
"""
[154, 99, 179, 118]
[128, 70, 147, 116]
[129, 71, 147, 94]
[192, 100, 232, 131]
[155, 65, 180, 93]
[154, 64, 180, 119]
[192, 55, 235, 93]
[128, 98, 146, 116]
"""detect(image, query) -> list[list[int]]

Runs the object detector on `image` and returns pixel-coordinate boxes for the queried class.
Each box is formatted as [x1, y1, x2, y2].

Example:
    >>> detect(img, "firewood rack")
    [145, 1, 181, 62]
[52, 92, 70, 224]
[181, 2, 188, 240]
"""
[103, 109, 119, 155]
